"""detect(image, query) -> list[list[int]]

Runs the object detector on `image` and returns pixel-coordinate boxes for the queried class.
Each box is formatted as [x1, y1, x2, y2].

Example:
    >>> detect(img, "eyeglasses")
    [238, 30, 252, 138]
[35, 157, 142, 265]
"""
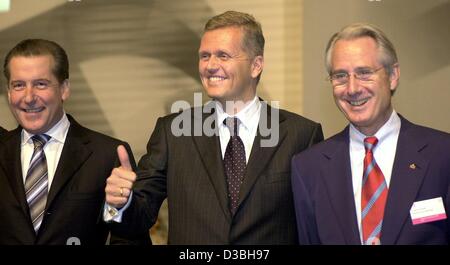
[328, 66, 384, 86]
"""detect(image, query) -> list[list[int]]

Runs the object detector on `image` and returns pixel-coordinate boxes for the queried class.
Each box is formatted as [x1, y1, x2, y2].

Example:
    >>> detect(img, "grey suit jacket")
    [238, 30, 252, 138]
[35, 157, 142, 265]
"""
[114, 101, 323, 244]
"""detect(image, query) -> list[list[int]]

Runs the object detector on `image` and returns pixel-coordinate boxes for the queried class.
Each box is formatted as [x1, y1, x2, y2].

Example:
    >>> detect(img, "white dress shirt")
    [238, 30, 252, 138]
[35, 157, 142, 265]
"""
[349, 110, 401, 243]
[216, 95, 261, 163]
[21, 113, 70, 189]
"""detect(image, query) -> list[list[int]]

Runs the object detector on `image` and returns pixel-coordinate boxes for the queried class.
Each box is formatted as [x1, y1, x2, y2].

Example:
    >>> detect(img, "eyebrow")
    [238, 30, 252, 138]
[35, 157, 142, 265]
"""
[10, 78, 51, 83]
[199, 49, 233, 55]
[33, 79, 52, 83]
[331, 66, 374, 73]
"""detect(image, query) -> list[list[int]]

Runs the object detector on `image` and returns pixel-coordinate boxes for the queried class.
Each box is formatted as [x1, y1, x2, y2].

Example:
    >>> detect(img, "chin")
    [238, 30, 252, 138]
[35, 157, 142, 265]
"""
[22, 122, 47, 134]
[344, 112, 368, 125]
[351, 118, 374, 129]
[206, 90, 225, 100]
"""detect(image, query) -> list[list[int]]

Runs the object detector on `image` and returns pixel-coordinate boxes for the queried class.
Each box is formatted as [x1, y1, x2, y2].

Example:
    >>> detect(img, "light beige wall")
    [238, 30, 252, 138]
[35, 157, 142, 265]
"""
[0, 0, 304, 245]
[2, 0, 448, 150]
[303, 0, 450, 137]
[2, 0, 448, 244]
[0, 0, 304, 159]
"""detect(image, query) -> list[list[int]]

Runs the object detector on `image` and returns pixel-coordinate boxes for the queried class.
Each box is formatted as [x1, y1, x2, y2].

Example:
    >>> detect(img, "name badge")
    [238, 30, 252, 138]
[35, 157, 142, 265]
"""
[410, 197, 447, 225]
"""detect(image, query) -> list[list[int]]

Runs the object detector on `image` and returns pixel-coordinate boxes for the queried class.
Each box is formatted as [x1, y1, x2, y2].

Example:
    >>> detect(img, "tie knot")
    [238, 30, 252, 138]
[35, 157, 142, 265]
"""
[364, 136, 378, 152]
[32, 134, 51, 149]
[224, 117, 240, 137]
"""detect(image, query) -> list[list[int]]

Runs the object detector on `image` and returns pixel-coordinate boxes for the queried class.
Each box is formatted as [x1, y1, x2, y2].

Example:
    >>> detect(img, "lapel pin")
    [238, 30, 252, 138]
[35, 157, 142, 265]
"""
[409, 163, 417, 170]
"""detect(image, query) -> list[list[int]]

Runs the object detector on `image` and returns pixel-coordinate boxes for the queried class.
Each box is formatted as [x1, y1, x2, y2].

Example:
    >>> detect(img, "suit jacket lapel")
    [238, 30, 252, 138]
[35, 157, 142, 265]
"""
[46, 116, 92, 208]
[0, 128, 31, 219]
[321, 127, 361, 244]
[191, 105, 231, 221]
[381, 117, 428, 244]
[237, 103, 287, 212]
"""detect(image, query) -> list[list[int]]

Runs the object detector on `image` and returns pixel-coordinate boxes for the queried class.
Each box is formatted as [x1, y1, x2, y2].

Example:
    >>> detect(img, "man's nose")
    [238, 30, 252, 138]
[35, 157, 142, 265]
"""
[23, 86, 36, 103]
[206, 56, 220, 71]
[347, 74, 361, 95]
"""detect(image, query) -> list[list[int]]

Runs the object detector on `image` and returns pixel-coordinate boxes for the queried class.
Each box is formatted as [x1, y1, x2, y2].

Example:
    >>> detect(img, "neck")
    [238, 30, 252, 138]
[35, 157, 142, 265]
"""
[218, 97, 255, 115]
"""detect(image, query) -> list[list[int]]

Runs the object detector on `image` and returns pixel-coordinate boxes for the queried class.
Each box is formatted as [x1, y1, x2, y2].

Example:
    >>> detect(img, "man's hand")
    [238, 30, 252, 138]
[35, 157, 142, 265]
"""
[105, 145, 136, 208]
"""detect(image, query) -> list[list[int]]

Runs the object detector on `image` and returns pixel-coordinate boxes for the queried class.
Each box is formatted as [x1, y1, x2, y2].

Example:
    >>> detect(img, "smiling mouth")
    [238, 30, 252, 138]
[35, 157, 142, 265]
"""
[22, 107, 45, 113]
[348, 98, 369, 107]
[208, 76, 227, 82]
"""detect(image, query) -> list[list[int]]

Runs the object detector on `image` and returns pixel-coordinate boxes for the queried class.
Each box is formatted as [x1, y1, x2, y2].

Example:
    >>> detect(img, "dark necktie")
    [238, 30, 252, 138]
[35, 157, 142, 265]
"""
[361, 136, 388, 245]
[25, 134, 51, 233]
[223, 117, 246, 214]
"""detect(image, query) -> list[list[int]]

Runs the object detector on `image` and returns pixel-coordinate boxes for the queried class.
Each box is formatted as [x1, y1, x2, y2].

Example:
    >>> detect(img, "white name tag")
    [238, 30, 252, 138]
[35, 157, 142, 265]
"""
[410, 197, 447, 225]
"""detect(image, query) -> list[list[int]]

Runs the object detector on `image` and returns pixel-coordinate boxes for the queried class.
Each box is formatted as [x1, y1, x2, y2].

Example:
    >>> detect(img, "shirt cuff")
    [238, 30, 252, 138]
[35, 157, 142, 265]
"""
[103, 191, 133, 223]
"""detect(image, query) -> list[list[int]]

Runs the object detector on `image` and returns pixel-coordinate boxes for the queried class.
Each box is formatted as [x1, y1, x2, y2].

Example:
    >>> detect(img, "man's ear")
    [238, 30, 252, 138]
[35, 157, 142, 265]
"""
[7, 84, 11, 103]
[389, 63, 400, 92]
[60, 79, 70, 102]
[251, 55, 264, 79]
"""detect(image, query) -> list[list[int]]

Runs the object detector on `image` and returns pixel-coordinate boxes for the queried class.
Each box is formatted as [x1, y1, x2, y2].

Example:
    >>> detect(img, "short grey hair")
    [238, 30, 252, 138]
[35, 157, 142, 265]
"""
[325, 23, 398, 75]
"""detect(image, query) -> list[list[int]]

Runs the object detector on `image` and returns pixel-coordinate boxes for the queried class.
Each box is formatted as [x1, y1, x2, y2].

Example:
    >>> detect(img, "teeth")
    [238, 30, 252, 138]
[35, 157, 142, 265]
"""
[209, 76, 225, 81]
[349, 99, 368, 106]
[24, 108, 43, 113]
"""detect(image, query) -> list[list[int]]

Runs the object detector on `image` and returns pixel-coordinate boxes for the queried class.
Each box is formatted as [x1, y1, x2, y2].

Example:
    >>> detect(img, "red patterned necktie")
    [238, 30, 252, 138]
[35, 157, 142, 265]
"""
[361, 136, 388, 245]
[223, 117, 246, 214]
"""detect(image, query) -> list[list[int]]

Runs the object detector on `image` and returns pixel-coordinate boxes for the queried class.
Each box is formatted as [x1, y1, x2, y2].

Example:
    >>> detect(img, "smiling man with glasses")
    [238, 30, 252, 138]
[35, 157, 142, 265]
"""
[291, 23, 450, 245]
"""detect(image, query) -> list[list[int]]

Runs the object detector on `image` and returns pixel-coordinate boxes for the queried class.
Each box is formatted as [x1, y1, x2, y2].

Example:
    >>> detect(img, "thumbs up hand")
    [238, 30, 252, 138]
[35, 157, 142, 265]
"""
[105, 145, 137, 208]
[117, 144, 132, 171]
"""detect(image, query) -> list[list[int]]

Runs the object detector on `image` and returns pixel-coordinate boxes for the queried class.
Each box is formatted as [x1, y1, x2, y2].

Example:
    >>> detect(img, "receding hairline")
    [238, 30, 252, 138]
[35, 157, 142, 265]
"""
[7, 54, 58, 80]
[325, 23, 398, 74]
[201, 25, 253, 54]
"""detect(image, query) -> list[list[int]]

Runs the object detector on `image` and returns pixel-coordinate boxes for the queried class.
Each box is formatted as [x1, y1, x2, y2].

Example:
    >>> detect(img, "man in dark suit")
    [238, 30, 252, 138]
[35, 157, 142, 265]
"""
[291, 23, 450, 245]
[0, 127, 6, 136]
[0, 39, 141, 245]
[105, 11, 323, 244]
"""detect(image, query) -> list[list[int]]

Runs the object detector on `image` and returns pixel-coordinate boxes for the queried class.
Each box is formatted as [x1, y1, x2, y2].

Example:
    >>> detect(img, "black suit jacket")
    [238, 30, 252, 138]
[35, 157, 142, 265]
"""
[113, 101, 323, 244]
[0, 127, 6, 137]
[0, 115, 137, 245]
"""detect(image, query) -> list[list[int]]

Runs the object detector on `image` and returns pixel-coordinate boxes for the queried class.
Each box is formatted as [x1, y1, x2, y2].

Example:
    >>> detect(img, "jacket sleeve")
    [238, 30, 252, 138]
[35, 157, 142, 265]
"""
[291, 154, 321, 244]
[109, 117, 168, 239]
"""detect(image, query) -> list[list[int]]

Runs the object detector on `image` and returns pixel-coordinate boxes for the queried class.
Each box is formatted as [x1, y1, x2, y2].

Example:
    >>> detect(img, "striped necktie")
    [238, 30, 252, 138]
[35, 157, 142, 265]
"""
[223, 117, 246, 214]
[361, 136, 388, 245]
[25, 134, 51, 233]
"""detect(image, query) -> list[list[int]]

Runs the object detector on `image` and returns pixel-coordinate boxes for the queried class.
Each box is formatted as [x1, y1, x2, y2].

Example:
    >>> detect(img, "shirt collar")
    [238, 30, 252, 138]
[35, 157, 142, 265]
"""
[215, 95, 260, 131]
[21, 112, 70, 146]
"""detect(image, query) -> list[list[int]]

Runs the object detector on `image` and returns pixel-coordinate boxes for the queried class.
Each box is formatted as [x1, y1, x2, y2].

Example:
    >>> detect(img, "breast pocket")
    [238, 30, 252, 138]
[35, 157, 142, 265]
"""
[66, 192, 103, 202]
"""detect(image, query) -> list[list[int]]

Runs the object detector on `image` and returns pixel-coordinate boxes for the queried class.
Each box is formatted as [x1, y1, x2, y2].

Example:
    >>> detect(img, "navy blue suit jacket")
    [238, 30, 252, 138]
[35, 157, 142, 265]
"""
[291, 116, 450, 244]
